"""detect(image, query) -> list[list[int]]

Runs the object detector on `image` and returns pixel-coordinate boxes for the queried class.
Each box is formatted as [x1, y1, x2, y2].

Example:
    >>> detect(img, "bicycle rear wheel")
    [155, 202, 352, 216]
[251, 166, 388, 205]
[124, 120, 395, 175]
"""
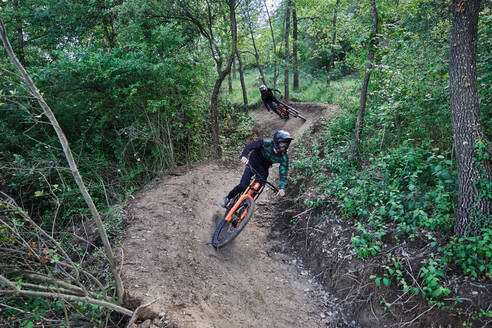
[287, 106, 306, 121]
[279, 101, 306, 121]
[212, 197, 255, 248]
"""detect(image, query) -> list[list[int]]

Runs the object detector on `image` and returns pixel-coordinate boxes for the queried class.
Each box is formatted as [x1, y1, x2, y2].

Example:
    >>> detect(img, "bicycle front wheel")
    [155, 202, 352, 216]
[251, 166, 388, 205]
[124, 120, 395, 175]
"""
[212, 197, 255, 248]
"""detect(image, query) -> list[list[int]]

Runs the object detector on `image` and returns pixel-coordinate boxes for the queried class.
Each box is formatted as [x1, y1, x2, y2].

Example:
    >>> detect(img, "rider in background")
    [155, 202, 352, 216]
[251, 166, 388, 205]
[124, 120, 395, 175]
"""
[220, 130, 294, 208]
[259, 84, 285, 119]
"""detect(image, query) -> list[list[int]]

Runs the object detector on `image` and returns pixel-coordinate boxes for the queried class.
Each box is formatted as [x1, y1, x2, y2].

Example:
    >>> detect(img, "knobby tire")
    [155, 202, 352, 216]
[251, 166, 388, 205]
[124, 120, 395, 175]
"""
[212, 197, 256, 248]
[280, 102, 306, 121]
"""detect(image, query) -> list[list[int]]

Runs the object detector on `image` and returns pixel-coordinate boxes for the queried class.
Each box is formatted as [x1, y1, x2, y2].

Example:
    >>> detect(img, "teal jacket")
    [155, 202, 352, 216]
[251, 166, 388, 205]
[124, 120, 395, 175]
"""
[241, 139, 289, 189]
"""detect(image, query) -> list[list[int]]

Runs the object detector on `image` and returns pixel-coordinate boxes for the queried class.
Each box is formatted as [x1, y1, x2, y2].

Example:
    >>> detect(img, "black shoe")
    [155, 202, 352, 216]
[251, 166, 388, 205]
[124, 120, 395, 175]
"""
[220, 197, 229, 208]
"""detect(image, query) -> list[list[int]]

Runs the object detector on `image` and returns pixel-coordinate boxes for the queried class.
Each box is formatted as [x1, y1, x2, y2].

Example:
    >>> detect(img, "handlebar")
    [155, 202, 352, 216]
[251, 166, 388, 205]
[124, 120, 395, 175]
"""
[246, 162, 279, 193]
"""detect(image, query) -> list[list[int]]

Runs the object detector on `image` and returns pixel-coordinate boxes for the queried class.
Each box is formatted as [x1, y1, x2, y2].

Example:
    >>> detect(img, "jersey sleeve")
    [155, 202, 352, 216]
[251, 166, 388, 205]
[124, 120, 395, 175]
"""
[241, 140, 264, 158]
[278, 155, 289, 189]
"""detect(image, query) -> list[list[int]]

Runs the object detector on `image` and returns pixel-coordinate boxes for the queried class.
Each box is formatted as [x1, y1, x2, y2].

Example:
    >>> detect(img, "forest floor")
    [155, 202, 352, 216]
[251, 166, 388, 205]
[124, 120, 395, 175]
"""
[118, 102, 358, 328]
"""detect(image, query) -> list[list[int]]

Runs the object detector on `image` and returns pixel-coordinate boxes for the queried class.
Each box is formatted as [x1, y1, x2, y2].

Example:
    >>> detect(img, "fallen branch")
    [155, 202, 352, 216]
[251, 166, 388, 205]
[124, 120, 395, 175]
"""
[126, 298, 160, 328]
[0, 289, 133, 316]
[0, 274, 18, 290]
[400, 304, 436, 327]
[21, 273, 84, 293]
[291, 207, 313, 219]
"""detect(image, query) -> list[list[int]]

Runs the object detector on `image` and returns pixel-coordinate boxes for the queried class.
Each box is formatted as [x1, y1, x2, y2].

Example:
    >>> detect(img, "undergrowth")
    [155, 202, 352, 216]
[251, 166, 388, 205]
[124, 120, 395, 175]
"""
[291, 113, 492, 324]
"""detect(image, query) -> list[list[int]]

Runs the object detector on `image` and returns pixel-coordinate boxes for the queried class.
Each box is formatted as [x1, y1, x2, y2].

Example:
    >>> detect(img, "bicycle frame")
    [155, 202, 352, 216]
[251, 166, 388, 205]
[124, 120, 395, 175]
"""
[224, 179, 264, 222]
[278, 101, 306, 121]
[212, 164, 279, 248]
[277, 103, 289, 116]
[224, 165, 277, 223]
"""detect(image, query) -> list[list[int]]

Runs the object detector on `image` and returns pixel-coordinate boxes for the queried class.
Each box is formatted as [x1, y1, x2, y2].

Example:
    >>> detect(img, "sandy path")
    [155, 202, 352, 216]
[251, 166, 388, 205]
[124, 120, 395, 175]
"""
[120, 102, 353, 328]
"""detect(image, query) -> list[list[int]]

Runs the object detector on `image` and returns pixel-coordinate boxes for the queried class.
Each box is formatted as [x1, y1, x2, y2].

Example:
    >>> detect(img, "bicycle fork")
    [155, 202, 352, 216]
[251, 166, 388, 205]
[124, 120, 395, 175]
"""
[224, 181, 263, 225]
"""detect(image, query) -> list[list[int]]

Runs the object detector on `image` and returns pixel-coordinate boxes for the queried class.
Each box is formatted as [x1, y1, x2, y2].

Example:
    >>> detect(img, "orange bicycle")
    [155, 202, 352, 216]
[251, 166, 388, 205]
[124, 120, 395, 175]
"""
[212, 165, 278, 248]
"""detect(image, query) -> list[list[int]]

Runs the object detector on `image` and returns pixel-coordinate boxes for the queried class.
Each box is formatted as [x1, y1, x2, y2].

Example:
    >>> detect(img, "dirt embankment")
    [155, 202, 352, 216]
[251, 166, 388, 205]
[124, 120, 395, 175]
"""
[119, 102, 356, 328]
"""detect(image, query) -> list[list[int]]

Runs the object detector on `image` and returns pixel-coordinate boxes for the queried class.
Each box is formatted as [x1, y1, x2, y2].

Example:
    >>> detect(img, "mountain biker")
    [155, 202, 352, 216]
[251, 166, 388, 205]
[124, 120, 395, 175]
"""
[259, 84, 286, 119]
[220, 130, 294, 208]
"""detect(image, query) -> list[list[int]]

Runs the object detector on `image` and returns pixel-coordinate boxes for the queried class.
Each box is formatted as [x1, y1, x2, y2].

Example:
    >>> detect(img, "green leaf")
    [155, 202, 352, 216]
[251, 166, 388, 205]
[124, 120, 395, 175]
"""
[383, 278, 391, 287]
[432, 288, 442, 297]
[22, 321, 34, 328]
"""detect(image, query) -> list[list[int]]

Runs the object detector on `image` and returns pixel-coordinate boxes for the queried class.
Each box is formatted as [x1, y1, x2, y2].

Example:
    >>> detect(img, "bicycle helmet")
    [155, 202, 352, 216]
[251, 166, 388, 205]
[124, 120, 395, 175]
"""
[273, 130, 293, 154]
[259, 84, 267, 92]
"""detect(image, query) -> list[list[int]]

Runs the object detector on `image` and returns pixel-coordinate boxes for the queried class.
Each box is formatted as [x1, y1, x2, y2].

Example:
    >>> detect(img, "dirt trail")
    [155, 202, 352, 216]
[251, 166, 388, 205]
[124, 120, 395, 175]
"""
[120, 102, 355, 327]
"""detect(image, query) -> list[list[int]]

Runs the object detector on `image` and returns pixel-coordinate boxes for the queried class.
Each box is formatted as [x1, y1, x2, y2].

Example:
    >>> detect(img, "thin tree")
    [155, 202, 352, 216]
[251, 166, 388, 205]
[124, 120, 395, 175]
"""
[263, 0, 278, 88]
[284, 0, 291, 100]
[327, 0, 340, 84]
[228, 66, 233, 93]
[349, 0, 378, 160]
[165, 0, 238, 158]
[0, 18, 124, 303]
[293, 7, 299, 90]
[449, 0, 491, 236]
[236, 47, 248, 104]
[245, 0, 266, 84]
[11, 0, 25, 64]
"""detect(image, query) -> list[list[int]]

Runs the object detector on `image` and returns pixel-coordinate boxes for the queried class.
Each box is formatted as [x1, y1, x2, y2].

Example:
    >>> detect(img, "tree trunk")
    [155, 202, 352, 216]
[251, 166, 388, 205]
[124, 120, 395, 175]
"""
[284, 0, 291, 100]
[210, 75, 224, 158]
[293, 8, 299, 90]
[246, 3, 266, 85]
[263, 0, 278, 88]
[0, 19, 124, 303]
[228, 68, 233, 93]
[209, 0, 238, 158]
[327, 0, 340, 84]
[349, 0, 378, 160]
[236, 47, 248, 105]
[450, 0, 491, 236]
[12, 0, 25, 65]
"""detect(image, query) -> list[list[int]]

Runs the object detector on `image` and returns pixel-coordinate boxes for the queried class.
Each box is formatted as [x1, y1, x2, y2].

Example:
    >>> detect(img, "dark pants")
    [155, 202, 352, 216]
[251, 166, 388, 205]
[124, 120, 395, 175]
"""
[264, 100, 283, 118]
[227, 157, 269, 200]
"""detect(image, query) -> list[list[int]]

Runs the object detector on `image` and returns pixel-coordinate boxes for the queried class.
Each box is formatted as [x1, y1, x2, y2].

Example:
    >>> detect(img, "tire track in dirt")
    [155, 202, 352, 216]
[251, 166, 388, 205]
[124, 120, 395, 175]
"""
[120, 102, 356, 328]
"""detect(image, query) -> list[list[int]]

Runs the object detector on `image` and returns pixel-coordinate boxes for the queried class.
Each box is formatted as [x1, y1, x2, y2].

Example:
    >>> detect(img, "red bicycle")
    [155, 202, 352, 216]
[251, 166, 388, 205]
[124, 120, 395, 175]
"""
[212, 165, 278, 248]
[276, 101, 306, 121]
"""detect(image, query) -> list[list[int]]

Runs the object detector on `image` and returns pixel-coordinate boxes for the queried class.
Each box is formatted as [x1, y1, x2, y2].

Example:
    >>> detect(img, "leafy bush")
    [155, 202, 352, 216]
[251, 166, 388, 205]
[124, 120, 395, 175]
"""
[440, 228, 492, 279]
[297, 135, 457, 242]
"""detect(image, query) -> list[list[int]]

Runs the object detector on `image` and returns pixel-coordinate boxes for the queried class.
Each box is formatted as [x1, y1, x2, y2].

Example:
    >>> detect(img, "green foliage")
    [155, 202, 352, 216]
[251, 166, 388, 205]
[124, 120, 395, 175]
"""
[227, 68, 360, 106]
[219, 99, 255, 155]
[477, 8, 492, 141]
[297, 133, 457, 246]
[419, 257, 451, 301]
[2, 296, 52, 327]
[474, 141, 492, 207]
[364, 1, 452, 150]
[370, 255, 451, 310]
[1, 15, 217, 225]
[351, 222, 384, 259]
[440, 228, 492, 279]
